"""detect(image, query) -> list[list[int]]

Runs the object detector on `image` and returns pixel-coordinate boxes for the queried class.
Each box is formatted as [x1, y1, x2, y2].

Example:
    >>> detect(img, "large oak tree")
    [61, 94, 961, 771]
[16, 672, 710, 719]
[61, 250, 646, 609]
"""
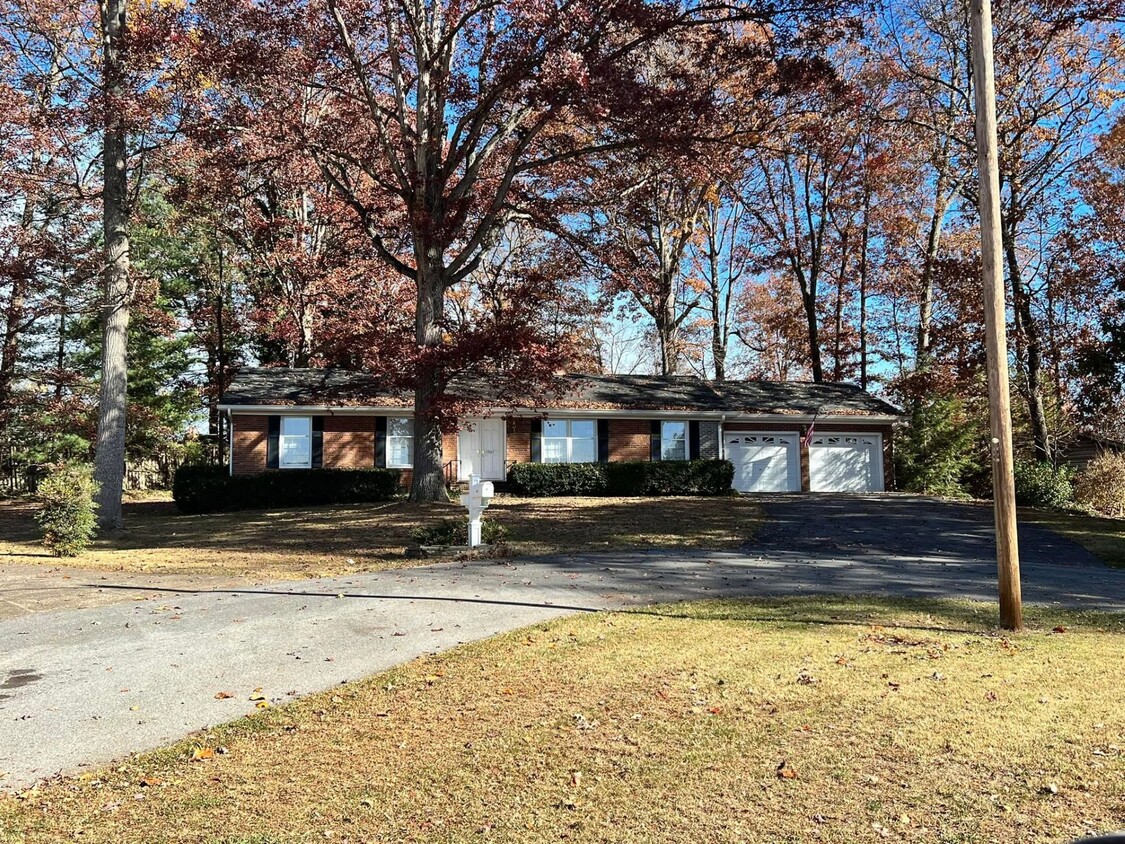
[195, 0, 846, 500]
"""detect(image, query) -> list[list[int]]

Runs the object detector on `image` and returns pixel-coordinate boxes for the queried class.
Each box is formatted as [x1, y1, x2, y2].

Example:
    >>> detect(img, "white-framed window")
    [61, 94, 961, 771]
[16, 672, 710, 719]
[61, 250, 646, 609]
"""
[543, 419, 597, 464]
[279, 416, 312, 468]
[661, 421, 687, 461]
[387, 417, 414, 468]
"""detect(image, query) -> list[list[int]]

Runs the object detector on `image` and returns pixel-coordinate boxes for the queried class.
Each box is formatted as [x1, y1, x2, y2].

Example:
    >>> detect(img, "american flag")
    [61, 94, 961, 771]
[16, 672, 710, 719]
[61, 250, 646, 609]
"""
[802, 409, 820, 449]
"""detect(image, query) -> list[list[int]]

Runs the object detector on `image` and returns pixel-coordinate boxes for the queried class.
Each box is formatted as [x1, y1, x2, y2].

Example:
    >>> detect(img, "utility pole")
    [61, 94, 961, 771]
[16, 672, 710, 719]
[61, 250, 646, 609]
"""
[970, 0, 1023, 630]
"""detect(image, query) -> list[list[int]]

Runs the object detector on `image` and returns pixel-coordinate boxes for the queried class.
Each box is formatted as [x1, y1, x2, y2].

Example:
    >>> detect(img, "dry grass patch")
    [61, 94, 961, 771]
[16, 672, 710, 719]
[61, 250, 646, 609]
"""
[491, 494, 763, 554]
[1023, 508, 1125, 569]
[3, 597, 1123, 844]
[0, 494, 762, 580]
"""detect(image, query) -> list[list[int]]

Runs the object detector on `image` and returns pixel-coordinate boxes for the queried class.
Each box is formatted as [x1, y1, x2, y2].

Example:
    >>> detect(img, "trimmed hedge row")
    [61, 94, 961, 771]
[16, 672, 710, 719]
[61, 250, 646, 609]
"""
[172, 465, 402, 513]
[507, 459, 734, 497]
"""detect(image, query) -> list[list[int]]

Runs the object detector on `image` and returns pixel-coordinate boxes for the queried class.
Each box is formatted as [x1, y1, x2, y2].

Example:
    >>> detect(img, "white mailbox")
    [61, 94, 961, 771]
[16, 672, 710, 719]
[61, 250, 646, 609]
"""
[460, 474, 494, 548]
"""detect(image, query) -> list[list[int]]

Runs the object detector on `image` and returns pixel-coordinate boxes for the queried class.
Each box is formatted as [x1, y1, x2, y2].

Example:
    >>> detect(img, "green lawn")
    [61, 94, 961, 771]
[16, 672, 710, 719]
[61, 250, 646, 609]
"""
[4, 596, 1124, 844]
[1024, 508, 1125, 568]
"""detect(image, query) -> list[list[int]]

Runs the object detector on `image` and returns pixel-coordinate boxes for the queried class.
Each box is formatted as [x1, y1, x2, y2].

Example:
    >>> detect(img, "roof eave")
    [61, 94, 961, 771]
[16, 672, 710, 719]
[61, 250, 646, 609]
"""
[219, 403, 903, 424]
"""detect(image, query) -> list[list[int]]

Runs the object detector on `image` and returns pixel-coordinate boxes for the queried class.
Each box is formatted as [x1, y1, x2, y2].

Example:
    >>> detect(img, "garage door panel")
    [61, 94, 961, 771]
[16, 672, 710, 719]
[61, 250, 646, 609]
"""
[726, 433, 799, 493]
[808, 434, 883, 493]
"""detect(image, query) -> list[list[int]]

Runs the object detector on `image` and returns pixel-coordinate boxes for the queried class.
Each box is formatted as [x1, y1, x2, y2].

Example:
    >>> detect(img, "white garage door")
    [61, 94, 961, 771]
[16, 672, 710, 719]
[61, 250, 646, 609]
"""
[808, 434, 883, 492]
[725, 433, 800, 493]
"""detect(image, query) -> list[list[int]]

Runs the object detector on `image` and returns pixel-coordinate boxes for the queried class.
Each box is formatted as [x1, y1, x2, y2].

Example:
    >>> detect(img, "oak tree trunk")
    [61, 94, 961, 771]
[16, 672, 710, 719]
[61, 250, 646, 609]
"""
[797, 269, 823, 383]
[93, 0, 131, 530]
[917, 175, 950, 370]
[0, 264, 26, 426]
[409, 255, 449, 501]
[1004, 226, 1050, 461]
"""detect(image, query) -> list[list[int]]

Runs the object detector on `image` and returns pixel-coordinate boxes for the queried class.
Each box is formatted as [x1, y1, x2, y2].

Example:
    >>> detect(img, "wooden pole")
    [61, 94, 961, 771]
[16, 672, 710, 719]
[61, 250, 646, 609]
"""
[970, 0, 1023, 630]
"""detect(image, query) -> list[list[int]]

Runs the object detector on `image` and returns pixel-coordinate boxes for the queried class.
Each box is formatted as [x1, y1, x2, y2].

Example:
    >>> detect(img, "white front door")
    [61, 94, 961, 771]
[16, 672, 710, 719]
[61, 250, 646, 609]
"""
[808, 434, 883, 492]
[724, 432, 800, 493]
[458, 418, 507, 481]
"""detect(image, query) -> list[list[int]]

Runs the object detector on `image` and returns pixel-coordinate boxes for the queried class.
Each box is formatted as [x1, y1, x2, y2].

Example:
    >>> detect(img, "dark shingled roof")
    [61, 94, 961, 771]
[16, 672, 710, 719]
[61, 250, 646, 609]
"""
[220, 368, 903, 417]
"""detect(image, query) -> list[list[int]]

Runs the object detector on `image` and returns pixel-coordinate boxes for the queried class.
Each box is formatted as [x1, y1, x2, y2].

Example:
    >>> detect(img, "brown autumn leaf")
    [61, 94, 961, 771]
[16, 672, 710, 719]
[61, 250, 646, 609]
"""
[138, 777, 163, 788]
[191, 747, 214, 761]
[214, 691, 234, 700]
[1053, 626, 1067, 634]
[570, 771, 582, 787]
[707, 706, 722, 715]
[776, 761, 798, 780]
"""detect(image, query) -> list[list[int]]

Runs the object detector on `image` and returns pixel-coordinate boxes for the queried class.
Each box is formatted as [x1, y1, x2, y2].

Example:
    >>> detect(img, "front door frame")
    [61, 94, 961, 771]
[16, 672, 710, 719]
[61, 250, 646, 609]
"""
[457, 417, 507, 481]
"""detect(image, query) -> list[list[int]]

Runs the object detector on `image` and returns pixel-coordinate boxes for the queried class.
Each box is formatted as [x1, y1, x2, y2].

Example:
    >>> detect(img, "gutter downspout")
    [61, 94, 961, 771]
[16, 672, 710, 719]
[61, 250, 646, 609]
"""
[228, 409, 234, 477]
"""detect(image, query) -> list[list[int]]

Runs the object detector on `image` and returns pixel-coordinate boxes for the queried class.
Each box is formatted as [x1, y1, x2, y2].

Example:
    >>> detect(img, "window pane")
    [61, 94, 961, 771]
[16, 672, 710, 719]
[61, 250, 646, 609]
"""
[388, 440, 412, 467]
[388, 417, 414, 438]
[662, 421, 686, 441]
[570, 420, 595, 439]
[543, 438, 567, 463]
[544, 421, 567, 438]
[661, 439, 687, 461]
[281, 416, 311, 437]
[280, 437, 310, 467]
[570, 438, 596, 464]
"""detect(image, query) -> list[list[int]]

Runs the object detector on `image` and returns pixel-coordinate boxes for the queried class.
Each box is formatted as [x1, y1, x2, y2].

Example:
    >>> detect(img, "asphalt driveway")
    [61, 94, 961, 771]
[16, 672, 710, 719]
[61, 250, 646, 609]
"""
[2, 494, 1123, 790]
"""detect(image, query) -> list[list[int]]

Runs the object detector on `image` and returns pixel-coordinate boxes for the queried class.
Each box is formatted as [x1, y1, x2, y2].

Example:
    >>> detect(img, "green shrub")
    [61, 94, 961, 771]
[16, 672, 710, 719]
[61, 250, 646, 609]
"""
[411, 518, 509, 546]
[1013, 459, 1074, 509]
[507, 462, 609, 496]
[896, 395, 983, 498]
[507, 460, 733, 497]
[607, 459, 734, 496]
[172, 465, 402, 513]
[35, 463, 99, 557]
[1073, 452, 1125, 517]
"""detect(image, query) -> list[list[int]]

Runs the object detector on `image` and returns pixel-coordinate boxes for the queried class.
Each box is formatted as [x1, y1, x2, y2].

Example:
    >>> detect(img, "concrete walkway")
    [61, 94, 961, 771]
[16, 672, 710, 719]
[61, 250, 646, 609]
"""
[2, 494, 1123, 790]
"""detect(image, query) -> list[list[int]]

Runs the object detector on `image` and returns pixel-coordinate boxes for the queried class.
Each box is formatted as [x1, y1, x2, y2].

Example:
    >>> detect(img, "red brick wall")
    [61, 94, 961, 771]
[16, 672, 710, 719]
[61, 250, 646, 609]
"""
[501, 418, 655, 464]
[231, 413, 453, 485]
[322, 415, 375, 469]
[506, 418, 532, 464]
[232, 414, 269, 474]
[609, 419, 651, 462]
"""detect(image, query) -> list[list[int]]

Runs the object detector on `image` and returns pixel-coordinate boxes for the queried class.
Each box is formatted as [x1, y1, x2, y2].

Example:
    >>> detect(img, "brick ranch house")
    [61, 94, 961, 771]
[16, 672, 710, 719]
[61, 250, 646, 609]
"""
[219, 369, 906, 494]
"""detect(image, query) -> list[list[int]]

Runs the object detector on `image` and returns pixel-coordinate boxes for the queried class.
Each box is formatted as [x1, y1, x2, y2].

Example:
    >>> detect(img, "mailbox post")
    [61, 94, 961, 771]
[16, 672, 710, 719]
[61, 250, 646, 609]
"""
[459, 474, 494, 548]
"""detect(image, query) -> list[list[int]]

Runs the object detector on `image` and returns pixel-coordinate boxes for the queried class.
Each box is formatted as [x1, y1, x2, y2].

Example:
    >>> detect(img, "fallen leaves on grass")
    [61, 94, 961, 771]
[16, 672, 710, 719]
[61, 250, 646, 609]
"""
[189, 747, 214, 762]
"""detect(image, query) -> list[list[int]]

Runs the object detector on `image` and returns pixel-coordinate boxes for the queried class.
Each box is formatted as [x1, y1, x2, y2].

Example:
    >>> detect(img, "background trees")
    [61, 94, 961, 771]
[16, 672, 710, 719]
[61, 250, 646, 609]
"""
[0, 0, 1122, 510]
